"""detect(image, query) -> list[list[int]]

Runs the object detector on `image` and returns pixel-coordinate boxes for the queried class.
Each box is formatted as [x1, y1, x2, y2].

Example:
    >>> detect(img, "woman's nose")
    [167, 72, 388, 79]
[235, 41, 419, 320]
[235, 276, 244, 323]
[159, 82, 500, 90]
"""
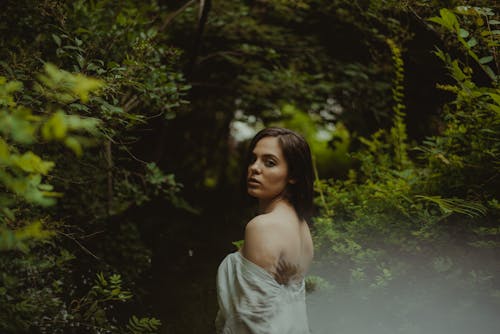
[249, 161, 262, 174]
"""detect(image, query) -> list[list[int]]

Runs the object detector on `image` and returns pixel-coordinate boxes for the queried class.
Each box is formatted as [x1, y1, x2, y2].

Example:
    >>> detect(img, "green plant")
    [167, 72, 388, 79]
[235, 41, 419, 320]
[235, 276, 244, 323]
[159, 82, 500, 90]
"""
[0, 62, 162, 333]
[311, 5, 499, 331]
[428, 6, 498, 83]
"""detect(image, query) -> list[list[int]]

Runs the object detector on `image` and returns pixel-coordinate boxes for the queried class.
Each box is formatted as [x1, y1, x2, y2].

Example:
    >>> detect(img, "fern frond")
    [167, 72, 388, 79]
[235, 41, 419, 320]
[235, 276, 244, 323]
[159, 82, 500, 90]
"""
[415, 195, 487, 217]
[126, 315, 161, 334]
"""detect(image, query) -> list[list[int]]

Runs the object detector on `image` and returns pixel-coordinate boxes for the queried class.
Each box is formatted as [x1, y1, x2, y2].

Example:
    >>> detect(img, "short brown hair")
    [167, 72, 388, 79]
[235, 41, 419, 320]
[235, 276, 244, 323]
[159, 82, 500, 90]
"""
[245, 127, 314, 222]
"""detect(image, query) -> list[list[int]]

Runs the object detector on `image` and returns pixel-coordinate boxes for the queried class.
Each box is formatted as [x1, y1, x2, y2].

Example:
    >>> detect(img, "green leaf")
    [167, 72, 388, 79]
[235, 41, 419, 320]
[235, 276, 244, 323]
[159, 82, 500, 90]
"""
[52, 34, 61, 47]
[64, 137, 83, 157]
[232, 239, 244, 250]
[0, 105, 38, 143]
[0, 138, 8, 162]
[467, 37, 478, 48]
[433, 47, 447, 62]
[76, 54, 85, 69]
[427, 17, 445, 26]
[97, 272, 107, 286]
[479, 64, 497, 82]
[459, 28, 469, 38]
[38, 183, 54, 191]
[479, 56, 494, 64]
[72, 75, 103, 102]
[440, 8, 459, 31]
[11, 151, 55, 175]
[1, 207, 15, 220]
[117, 12, 127, 25]
[42, 111, 67, 140]
[0, 220, 53, 252]
[451, 60, 467, 81]
[487, 93, 500, 105]
[37, 63, 104, 103]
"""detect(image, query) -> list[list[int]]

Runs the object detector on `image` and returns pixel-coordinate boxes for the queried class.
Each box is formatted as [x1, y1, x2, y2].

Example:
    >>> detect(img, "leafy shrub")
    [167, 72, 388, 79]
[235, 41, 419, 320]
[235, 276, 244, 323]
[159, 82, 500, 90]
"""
[311, 5, 499, 332]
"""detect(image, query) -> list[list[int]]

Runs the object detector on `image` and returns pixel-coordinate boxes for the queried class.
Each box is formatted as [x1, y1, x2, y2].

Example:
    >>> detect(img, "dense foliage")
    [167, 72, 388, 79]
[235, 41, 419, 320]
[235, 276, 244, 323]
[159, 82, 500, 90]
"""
[1, 0, 498, 333]
[0, 0, 189, 332]
[311, 4, 499, 333]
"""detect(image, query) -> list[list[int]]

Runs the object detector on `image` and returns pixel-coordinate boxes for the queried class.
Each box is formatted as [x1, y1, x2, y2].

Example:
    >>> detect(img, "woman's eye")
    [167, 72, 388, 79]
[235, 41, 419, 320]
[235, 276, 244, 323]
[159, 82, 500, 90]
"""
[265, 160, 276, 167]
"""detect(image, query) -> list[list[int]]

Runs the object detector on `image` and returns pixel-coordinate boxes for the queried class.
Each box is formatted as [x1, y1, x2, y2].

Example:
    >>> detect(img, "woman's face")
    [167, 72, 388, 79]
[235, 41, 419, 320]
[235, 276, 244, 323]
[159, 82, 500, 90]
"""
[247, 136, 291, 201]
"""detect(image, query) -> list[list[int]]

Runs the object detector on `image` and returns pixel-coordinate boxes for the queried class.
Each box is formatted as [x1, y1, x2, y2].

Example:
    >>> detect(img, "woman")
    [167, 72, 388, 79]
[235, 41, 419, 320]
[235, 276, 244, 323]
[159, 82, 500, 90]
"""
[216, 127, 314, 334]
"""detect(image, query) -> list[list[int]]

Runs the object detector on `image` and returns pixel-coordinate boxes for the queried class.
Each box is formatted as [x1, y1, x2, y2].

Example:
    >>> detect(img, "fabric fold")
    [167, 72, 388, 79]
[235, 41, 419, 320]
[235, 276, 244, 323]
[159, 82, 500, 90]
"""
[216, 251, 310, 334]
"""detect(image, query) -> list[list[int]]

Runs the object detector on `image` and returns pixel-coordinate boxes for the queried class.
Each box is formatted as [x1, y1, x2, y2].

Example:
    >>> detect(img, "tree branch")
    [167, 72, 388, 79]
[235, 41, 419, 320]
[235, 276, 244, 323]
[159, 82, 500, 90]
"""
[158, 0, 197, 33]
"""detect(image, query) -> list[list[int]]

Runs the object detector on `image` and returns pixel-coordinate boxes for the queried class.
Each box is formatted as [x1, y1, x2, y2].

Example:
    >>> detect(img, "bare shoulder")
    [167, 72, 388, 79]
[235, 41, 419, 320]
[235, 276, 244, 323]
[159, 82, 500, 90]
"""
[245, 213, 288, 243]
[242, 214, 281, 272]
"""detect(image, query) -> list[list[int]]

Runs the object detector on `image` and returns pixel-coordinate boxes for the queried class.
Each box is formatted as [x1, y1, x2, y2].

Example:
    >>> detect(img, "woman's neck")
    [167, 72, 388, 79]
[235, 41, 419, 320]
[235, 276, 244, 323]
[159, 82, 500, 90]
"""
[258, 196, 291, 215]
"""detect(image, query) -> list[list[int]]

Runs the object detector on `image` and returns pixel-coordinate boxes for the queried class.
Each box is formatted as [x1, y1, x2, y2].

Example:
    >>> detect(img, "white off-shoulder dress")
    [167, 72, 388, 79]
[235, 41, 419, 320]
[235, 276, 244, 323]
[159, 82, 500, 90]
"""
[215, 251, 310, 334]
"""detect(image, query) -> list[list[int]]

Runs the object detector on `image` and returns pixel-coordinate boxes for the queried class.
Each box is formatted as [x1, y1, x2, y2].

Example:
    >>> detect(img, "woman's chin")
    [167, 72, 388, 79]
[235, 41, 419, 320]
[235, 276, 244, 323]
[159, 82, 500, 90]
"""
[247, 189, 260, 198]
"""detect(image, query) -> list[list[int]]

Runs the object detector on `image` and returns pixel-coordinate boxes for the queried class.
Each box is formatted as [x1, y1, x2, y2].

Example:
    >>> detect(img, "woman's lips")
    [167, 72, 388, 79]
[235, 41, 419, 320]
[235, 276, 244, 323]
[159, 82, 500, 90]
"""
[247, 178, 261, 185]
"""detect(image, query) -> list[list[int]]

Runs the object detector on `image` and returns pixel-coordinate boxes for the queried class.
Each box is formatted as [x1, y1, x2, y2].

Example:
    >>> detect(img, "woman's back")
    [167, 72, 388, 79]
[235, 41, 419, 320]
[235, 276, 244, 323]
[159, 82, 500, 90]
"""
[278, 215, 314, 281]
[242, 202, 313, 284]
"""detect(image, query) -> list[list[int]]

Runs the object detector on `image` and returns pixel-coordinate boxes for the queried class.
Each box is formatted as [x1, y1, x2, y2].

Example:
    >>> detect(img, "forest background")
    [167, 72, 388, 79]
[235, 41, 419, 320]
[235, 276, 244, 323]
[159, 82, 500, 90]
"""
[0, 0, 499, 333]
